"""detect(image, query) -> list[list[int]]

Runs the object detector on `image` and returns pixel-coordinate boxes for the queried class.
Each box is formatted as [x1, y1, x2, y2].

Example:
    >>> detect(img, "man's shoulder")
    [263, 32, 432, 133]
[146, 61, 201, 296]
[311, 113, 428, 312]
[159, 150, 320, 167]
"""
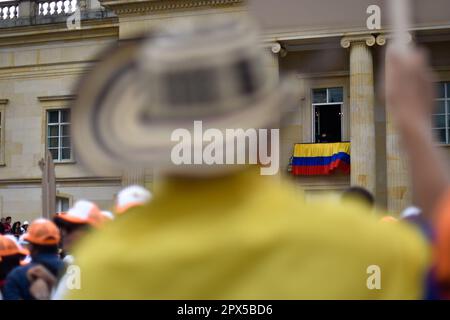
[6, 264, 31, 279]
[4, 264, 32, 289]
[262, 181, 430, 257]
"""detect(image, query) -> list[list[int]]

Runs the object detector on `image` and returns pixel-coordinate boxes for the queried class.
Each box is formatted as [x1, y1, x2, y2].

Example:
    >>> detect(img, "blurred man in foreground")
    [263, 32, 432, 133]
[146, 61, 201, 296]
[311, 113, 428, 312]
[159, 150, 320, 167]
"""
[67, 17, 448, 299]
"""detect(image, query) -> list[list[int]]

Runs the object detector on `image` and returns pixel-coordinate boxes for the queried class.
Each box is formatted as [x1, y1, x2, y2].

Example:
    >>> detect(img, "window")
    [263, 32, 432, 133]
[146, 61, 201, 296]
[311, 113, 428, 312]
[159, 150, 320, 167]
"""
[433, 82, 450, 144]
[312, 87, 344, 143]
[47, 109, 72, 161]
[56, 196, 70, 213]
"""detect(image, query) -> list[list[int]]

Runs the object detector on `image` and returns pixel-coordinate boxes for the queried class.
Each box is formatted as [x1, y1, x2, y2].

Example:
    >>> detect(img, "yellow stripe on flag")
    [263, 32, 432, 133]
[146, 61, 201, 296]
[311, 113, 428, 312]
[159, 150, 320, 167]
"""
[293, 142, 350, 158]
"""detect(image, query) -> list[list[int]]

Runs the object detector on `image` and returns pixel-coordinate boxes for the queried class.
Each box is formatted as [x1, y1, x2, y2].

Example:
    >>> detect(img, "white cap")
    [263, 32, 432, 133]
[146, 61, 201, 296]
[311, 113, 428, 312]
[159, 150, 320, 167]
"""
[101, 210, 115, 220]
[23, 221, 29, 225]
[115, 185, 152, 214]
[55, 200, 105, 227]
[401, 206, 422, 219]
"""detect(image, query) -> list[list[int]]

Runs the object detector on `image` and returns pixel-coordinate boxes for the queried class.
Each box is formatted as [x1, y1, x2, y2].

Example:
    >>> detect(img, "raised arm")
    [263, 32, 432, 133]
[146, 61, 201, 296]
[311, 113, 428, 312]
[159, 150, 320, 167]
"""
[385, 47, 450, 221]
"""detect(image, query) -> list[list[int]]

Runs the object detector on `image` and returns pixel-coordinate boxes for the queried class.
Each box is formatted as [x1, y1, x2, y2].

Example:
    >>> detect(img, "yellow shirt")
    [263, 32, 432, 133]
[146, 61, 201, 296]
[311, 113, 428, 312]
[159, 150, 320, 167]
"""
[68, 168, 430, 299]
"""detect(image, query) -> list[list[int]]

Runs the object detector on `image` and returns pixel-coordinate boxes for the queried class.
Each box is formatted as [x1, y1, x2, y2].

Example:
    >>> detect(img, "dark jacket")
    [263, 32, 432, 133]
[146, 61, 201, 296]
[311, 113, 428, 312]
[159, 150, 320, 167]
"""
[2, 253, 64, 300]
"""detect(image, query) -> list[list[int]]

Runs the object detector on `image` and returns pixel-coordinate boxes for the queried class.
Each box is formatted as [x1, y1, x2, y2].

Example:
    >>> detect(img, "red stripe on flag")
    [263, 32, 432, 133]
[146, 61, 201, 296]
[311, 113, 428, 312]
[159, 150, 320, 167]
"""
[291, 159, 350, 176]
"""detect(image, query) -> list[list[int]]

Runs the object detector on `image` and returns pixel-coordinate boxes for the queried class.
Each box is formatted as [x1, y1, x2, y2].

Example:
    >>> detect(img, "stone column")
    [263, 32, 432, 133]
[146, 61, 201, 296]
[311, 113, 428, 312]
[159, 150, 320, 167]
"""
[265, 42, 282, 81]
[265, 43, 288, 176]
[341, 35, 376, 194]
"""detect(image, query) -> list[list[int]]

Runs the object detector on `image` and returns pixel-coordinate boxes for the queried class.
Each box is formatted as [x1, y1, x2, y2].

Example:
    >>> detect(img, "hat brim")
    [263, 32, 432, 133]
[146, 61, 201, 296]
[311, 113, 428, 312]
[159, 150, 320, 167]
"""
[71, 37, 299, 175]
[17, 248, 30, 257]
[23, 233, 60, 246]
[54, 213, 89, 226]
[0, 248, 29, 257]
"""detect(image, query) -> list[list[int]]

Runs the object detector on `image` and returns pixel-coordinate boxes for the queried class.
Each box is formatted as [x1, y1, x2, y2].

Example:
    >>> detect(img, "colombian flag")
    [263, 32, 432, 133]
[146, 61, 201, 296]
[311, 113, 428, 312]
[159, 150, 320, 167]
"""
[291, 142, 350, 176]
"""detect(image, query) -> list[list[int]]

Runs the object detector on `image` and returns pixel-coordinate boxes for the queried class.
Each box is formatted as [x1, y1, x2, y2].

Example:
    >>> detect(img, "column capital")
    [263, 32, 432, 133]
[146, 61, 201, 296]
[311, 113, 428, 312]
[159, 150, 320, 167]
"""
[376, 34, 387, 46]
[340, 35, 376, 49]
[263, 42, 287, 57]
[375, 33, 413, 47]
[270, 42, 282, 54]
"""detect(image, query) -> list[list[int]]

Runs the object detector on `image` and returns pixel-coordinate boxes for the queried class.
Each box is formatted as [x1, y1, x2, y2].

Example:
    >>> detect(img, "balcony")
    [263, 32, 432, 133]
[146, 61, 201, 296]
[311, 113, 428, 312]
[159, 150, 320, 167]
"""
[0, 0, 115, 28]
[290, 142, 351, 176]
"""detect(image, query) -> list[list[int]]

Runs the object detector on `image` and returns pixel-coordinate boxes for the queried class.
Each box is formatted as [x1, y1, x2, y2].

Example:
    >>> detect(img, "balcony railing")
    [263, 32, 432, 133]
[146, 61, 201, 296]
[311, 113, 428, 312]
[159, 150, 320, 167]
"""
[0, 0, 117, 28]
[1, 0, 78, 20]
[37, 0, 77, 16]
[0, 1, 20, 20]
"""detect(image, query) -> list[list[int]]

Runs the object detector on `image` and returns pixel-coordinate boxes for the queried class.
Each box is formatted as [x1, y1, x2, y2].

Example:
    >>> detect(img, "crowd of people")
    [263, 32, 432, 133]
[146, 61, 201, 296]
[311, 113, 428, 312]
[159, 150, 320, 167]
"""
[1, 218, 29, 239]
[1, 16, 450, 300]
[0, 185, 152, 299]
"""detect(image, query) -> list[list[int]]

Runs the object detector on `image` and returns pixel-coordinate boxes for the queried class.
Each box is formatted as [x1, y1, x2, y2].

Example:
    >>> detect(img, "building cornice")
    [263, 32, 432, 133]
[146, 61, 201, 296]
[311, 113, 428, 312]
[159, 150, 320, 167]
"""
[0, 62, 96, 81]
[296, 71, 350, 80]
[38, 95, 77, 102]
[0, 176, 122, 186]
[99, 0, 244, 15]
[0, 18, 118, 47]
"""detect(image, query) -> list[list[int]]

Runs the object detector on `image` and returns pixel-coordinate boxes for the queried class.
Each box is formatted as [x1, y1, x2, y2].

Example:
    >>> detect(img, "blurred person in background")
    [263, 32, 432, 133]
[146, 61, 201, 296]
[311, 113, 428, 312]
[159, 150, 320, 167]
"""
[0, 235, 29, 295]
[52, 200, 111, 299]
[101, 211, 115, 221]
[2, 217, 12, 235]
[401, 206, 422, 220]
[18, 234, 32, 266]
[114, 185, 152, 215]
[21, 221, 29, 233]
[400, 207, 433, 240]
[341, 186, 375, 210]
[11, 222, 22, 239]
[54, 200, 107, 257]
[2, 219, 64, 300]
[66, 17, 449, 299]
[0, 218, 5, 235]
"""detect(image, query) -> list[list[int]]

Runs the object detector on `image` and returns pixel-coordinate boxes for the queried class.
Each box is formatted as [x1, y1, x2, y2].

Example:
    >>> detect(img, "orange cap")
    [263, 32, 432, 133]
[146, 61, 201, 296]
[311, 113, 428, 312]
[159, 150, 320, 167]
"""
[0, 235, 30, 257]
[23, 219, 61, 246]
[54, 200, 107, 228]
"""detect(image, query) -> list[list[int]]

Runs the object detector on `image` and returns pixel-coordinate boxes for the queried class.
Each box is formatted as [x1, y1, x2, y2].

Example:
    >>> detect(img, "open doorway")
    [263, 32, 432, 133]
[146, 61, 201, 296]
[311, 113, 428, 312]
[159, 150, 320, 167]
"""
[312, 87, 344, 143]
[314, 104, 342, 142]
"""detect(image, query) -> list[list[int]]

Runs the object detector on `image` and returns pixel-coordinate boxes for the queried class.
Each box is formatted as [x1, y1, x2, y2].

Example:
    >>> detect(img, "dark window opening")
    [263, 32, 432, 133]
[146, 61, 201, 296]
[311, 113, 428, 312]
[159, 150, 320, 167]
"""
[314, 104, 342, 143]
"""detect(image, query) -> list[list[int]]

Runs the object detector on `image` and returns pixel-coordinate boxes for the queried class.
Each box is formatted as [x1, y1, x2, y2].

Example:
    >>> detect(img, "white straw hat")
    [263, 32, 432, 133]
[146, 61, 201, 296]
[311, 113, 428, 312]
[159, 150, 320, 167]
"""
[71, 16, 298, 175]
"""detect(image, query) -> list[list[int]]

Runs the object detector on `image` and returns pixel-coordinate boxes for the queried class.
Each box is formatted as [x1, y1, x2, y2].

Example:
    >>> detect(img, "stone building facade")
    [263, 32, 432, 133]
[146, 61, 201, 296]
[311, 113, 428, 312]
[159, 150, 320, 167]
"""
[0, 0, 449, 221]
